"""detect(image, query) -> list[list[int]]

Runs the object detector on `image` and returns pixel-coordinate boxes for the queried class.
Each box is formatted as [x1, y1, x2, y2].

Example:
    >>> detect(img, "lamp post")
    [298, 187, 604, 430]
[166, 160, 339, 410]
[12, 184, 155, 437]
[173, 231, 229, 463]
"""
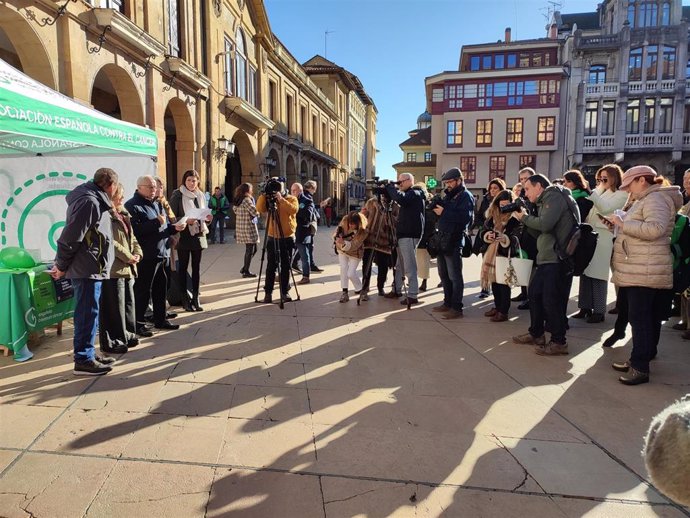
[259, 156, 277, 178]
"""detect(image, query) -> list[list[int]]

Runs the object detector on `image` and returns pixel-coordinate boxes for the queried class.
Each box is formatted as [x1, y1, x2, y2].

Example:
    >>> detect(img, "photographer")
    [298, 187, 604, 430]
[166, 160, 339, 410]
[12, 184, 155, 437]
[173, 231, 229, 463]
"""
[361, 190, 398, 300]
[430, 167, 475, 319]
[513, 174, 579, 355]
[479, 190, 523, 322]
[256, 178, 298, 303]
[384, 172, 426, 305]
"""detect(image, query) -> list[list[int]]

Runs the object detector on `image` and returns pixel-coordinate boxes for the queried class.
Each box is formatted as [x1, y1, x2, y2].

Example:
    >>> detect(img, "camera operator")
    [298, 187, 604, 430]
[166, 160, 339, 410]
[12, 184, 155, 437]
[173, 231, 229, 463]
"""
[513, 174, 580, 355]
[384, 173, 425, 305]
[430, 168, 475, 319]
[256, 179, 298, 303]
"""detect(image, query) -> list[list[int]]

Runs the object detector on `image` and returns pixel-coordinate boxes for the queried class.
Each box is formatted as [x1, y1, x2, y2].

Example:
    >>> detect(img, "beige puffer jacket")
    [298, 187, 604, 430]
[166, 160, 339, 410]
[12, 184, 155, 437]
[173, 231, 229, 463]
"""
[612, 185, 683, 289]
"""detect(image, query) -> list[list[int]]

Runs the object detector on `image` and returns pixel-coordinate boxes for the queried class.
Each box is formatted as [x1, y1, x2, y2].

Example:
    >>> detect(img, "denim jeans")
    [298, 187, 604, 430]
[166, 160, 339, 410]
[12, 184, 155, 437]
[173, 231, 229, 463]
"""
[437, 246, 464, 311]
[296, 237, 312, 278]
[528, 262, 571, 344]
[72, 278, 102, 363]
[393, 237, 419, 297]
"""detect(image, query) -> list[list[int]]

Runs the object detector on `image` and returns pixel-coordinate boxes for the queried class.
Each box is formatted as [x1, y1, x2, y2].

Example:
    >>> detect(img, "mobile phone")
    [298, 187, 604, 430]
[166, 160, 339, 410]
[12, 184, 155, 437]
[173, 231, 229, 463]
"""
[597, 213, 613, 226]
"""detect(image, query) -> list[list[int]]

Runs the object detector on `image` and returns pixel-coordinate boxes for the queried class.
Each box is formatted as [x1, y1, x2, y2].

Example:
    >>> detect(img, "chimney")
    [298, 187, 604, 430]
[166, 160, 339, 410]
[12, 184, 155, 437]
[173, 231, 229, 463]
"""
[549, 23, 558, 39]
[505, 27, 511, 43]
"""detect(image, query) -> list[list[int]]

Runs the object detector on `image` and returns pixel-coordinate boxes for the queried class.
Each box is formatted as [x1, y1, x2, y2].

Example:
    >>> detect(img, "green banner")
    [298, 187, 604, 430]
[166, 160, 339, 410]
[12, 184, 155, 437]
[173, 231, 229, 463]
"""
[0, 89, 157, 156]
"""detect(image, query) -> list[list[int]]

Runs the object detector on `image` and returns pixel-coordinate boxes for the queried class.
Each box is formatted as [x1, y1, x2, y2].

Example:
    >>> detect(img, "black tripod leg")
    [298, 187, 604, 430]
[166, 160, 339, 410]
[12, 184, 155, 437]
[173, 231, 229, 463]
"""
[255, 213, 272, 303]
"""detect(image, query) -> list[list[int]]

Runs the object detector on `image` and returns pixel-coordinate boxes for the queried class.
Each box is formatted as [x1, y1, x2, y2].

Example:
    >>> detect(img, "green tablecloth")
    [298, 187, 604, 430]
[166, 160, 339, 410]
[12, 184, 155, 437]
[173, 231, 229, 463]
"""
[0, 264, 75, 361]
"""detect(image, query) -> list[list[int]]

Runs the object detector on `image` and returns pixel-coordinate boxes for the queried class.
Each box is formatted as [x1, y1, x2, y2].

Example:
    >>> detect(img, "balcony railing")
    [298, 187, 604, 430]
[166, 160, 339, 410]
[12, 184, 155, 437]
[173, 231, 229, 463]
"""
[624, 134, 673, 147]
[629, 80, 677, 93]
[684, 134, 690, 146]
[583, 136, 615, 149]
[584, 83, 619, 97]
[575, 33, 620, 50]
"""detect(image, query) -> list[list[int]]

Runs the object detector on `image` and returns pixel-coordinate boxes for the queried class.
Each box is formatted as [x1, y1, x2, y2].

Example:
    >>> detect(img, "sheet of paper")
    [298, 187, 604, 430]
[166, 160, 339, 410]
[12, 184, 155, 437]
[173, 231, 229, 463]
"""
[185, 208, 212, 220]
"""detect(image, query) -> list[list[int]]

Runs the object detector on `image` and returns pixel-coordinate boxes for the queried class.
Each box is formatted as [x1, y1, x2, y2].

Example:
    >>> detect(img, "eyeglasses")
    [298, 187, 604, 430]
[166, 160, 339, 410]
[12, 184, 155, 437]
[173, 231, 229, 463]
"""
[597, 178, 609, 184]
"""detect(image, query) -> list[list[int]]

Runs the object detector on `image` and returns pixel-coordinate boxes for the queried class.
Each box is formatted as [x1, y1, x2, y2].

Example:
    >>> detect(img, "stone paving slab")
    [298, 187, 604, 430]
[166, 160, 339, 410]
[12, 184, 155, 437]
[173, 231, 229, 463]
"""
[1, 238, 689, 517]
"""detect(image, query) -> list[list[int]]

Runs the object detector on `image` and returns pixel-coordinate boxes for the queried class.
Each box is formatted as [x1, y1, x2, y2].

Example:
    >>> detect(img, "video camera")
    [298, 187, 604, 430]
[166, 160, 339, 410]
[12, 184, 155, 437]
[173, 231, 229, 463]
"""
[263, 176, 286, 196]
[365, 176, 399, 187]
[499, 197, 526, 214]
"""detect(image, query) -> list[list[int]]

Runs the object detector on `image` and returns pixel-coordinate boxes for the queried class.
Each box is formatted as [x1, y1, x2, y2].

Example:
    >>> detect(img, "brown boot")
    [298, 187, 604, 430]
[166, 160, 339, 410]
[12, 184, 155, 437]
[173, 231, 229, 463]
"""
[512, 333, 546, 346]
[490, 312, 508, 322]
[432, 304, 451, 313]
[484, 307, 498, 317]
[535, 341, 569, 356]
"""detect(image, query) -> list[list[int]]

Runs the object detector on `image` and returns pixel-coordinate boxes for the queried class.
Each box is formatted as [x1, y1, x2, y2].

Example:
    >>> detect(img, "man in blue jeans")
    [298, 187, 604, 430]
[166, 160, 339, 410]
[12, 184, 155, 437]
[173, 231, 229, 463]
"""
[385, 172, 426, 305]
[431, 168, 475, 319]
[49, 168, 119, 376]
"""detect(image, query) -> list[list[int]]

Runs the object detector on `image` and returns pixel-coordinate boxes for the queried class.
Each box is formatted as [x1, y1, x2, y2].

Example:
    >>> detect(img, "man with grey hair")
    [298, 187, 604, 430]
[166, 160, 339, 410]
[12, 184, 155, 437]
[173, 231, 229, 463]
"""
[49, 168, 119, 376]
[385, 172, 425, 305]
[126, 175, 184, 335]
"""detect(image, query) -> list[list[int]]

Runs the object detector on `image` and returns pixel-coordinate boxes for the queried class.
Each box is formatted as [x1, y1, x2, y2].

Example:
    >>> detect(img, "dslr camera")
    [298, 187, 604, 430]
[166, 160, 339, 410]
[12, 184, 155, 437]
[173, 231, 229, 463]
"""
[365, 176, 399, 187]
[427, 193, 444, 210]
[499, 197, 526, 214]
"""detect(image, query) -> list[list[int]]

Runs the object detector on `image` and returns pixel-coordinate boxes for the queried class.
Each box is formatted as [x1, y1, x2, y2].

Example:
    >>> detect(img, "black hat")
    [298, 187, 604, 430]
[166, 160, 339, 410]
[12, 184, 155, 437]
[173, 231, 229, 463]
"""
[441, 167, 462, 181]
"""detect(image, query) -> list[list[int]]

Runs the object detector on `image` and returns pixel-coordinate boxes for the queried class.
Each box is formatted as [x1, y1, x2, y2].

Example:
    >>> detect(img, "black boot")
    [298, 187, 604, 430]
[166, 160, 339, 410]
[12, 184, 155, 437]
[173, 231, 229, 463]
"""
[181, 291, 194, 312]
[191, 291, 204, 312]
[419, 279, 427, 292]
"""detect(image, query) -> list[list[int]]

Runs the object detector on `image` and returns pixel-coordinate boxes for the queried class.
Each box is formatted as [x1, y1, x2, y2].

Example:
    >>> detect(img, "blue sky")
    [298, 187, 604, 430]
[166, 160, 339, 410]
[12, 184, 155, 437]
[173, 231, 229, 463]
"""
[263, 0, 677, 179]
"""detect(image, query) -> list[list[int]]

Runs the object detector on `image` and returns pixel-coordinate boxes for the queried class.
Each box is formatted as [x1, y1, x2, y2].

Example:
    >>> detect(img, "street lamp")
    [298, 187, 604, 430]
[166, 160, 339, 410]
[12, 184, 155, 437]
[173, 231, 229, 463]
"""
[259, 156, 277, 177]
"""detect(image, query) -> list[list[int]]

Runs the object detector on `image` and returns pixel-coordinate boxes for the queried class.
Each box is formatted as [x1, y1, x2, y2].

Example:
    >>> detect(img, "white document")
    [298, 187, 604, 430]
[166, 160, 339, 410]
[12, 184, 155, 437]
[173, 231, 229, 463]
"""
[185, 208, 212, 221]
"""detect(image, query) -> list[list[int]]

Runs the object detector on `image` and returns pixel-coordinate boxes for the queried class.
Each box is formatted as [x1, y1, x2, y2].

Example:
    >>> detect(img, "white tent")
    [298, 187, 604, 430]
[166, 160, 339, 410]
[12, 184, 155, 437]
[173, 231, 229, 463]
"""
[0, 58, 158, 261]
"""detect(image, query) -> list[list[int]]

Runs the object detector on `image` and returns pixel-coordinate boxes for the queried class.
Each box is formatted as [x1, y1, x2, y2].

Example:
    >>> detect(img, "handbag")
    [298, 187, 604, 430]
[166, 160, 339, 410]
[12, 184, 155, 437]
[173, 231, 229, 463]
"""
[461, 230, 472, 258]
[495, 244, 533, 287]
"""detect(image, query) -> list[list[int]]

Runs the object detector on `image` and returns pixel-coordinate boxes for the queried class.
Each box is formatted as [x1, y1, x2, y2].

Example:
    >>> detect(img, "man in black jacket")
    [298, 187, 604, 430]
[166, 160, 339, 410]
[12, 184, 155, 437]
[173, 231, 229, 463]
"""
[125, 176, 183, 335]
[49, 168, 119, 376]
[291, 182, 317, 285]
[385, 172, 425, 305]
[431, 167, 475, 319]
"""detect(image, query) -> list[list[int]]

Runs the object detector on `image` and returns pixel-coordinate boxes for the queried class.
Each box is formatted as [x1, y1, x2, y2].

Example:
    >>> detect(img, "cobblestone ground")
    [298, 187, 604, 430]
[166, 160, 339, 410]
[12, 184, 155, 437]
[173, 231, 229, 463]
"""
[1, 234, 689, 517]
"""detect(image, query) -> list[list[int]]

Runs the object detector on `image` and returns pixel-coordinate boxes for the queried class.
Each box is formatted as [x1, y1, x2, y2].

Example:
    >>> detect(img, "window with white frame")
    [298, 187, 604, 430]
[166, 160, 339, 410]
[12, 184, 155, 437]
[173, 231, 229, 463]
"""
[223, 37, 233, 95]
[167, 0, 180, 57]
[235, 29, 247, 101]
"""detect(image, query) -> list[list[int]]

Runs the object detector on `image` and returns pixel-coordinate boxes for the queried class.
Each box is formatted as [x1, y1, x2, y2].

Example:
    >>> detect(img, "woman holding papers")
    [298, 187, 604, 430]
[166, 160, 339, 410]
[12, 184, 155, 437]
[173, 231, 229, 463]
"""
[169, 170, 213, 312]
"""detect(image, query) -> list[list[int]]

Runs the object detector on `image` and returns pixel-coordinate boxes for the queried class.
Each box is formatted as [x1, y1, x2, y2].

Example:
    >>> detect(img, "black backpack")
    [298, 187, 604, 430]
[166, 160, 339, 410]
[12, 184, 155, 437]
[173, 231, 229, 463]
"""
[554, 189, 598, 276]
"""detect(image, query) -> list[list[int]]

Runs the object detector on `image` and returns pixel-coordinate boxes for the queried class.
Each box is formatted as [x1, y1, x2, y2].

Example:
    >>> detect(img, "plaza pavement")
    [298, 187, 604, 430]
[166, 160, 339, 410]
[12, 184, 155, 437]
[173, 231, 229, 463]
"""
[1, 234, 689, 518]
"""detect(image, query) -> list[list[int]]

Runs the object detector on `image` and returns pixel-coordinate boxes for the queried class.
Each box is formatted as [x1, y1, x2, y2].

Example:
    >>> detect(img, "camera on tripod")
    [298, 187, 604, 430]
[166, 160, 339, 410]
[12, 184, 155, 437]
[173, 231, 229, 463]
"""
[499, 197, 526, 214]
[263, 176, 286, 196]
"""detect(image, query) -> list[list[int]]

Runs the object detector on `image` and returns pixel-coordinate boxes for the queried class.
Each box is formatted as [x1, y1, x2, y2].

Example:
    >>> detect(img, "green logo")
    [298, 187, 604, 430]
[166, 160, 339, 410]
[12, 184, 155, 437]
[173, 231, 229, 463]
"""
[425, 177, 438, 190]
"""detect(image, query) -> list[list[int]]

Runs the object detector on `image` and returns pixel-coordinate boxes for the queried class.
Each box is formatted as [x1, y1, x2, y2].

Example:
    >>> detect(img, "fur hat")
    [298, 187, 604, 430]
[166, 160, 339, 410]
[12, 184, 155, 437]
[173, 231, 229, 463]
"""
[643, 395, 690, 506]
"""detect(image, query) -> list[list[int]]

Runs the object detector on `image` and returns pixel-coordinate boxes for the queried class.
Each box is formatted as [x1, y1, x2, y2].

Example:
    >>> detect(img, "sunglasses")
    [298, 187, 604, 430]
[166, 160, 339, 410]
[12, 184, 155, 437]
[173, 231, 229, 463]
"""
[597, 178, 609, 183]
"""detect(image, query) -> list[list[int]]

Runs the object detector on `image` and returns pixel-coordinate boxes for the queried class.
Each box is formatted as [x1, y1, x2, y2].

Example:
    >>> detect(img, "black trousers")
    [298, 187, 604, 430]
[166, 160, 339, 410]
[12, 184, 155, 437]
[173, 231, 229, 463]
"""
[529, 262, 571, 344]
[243, 244, 257, 273]
[491, 282, 511, 315]
[178, 248, 203, 296]
[626, 286, 673, 373]
[361, 248, 392, 293]
[265, 236, 294, 295]
[134, 258, 167, 326]
[99, 278, 135, 345]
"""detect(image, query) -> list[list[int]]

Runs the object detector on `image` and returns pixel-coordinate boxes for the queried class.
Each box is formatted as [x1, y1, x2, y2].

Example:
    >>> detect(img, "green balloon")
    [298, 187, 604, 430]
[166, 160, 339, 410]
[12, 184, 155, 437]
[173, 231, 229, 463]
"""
[0, 247, 36, 269]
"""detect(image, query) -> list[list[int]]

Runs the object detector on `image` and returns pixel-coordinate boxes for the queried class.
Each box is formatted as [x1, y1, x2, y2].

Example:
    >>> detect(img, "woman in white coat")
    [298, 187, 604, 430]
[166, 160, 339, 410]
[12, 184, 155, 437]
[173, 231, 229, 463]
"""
[572, 164, 628, 323]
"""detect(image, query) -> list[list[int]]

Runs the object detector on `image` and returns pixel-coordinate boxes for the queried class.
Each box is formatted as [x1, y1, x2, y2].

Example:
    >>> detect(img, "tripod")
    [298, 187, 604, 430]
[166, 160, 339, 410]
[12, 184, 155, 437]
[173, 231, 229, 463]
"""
[357, 195, 410, 309]
[254, 195, 301, 309]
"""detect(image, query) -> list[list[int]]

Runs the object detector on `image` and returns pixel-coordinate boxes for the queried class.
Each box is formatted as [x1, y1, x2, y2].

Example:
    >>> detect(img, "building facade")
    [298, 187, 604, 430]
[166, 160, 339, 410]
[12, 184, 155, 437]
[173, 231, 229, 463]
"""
[303, 56, 378, 210]
[425, 31, 565, 193]
[393, 112, 436, 186]
[1, 0, 375, 209]
[556, 0, 690, 182]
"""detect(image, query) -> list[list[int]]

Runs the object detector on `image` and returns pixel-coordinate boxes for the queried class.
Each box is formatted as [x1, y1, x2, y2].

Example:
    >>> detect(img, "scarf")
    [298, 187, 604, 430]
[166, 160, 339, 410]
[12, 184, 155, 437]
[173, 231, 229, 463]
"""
[480, 212, 513, 291]
[180, 185, 208, 237]
[571, 188, 589, 200]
